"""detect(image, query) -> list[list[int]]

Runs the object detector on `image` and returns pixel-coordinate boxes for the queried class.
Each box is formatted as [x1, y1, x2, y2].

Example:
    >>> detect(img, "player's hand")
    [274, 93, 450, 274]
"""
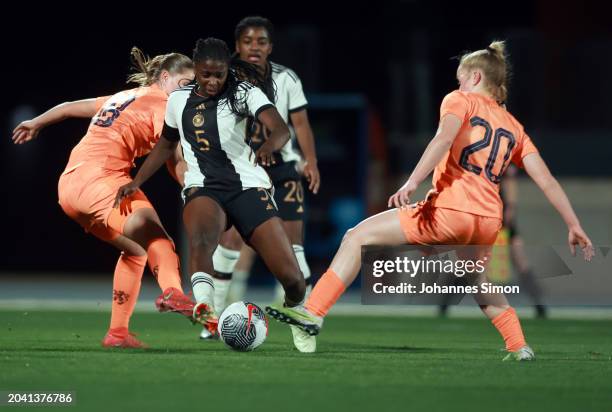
[114, 182, 140, 215]
[568, 225, 594, 261]
[302, 159, 320, 194]
[12, 119, 42, 144]
[388, 180, 418, 209]
[255, 143, 275, 167]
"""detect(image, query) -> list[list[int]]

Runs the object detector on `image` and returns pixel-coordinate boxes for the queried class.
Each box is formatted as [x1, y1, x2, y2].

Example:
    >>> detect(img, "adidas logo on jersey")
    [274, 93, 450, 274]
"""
[196, 103, 206, 110]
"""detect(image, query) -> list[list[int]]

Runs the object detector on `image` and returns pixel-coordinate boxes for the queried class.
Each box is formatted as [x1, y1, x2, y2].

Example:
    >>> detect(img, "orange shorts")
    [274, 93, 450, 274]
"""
[398, 200, 502, 246]
[57, 163, 153, 241]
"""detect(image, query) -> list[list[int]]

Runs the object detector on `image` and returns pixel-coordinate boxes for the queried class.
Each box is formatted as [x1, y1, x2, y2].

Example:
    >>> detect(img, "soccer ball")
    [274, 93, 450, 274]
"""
[218, 301, 268, 351]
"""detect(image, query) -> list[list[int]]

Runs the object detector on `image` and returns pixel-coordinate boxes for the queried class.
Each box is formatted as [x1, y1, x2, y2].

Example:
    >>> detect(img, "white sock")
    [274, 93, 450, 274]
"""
[212, 245, 240, 312]
[212, 245, 240, 274]
[191, 272, 215, 306]
[274, 244, 312, 302]
[213, 278, 231, 313]
[293, 244, 311, 284]
[293, 244, 312, 295]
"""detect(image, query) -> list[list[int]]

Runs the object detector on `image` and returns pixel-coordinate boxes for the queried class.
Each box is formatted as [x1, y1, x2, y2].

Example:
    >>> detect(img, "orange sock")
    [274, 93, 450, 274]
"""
[147, 238, 183, 292]
[305, 269, 346, 317]
[491, 307, 527, 352]
[109, 253, 147, 331]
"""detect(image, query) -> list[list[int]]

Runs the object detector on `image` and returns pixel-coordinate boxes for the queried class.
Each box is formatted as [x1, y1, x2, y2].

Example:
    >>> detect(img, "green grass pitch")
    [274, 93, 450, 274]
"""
[1, 310, 611, 412]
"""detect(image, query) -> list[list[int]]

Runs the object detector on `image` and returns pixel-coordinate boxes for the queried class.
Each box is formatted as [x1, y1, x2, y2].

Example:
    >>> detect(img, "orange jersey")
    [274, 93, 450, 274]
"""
[431, 91, 538, 219]
[63, 84, 167, 173]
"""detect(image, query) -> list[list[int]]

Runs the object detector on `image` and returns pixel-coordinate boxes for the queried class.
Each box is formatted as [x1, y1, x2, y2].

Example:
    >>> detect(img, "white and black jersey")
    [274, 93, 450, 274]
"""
[248, 62, 308, 182]
[163, 82, 274, 193]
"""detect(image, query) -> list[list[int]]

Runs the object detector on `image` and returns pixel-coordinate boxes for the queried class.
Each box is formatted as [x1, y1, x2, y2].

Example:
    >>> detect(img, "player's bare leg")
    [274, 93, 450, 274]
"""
[274, 219, 315, 351]
[183, 196, 226, 331]
[266, 209, 406, 336]
[201, 227, 243, 339]
[212, 227, 243, 312]
[272, 220, 310, 301]
[249, 217, 316, 352]
[248, 217, 305, 306]
[328, 209, 406, 285]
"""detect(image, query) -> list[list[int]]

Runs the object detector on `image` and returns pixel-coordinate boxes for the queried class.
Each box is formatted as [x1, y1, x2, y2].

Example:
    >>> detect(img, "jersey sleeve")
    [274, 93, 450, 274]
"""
[511, 131, 539, 168]
[162, 93, 181, 142]
[245, 85, 275, 119]
[286, 72, 308, 113]
[440, 91, 470, 121]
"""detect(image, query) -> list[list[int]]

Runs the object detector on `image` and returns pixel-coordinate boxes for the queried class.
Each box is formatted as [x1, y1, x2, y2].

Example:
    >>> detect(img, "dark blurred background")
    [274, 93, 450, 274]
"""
[2, 1, 610, 279]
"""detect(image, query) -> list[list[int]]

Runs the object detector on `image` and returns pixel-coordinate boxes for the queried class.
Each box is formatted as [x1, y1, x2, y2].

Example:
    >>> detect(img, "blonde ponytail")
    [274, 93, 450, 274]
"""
[126, 46, 193, 87]
[460, 40, 510, 104]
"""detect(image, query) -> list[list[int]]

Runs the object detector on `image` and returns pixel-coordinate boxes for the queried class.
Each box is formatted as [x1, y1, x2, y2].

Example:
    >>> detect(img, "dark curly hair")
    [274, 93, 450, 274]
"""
[193, 37, 275, 117]
[234, 16, 274, 43]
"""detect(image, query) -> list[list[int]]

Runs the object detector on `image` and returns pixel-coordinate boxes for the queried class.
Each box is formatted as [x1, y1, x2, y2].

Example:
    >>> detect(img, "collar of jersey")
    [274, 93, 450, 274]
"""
[469, 90, 499, 106]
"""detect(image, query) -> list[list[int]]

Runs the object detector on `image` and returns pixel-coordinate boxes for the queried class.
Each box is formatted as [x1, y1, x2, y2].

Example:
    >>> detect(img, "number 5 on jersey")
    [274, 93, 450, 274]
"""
[195, 130, 210, 152]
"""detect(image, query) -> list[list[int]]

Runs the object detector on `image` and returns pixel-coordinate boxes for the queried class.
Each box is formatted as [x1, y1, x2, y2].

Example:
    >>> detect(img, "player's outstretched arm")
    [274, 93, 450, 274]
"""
[291, 110, 320, 194]
[12, 98, 100, 144]
[388, 114, 463, 208]
[114, 135, 178, 208]
[522, 153, 594, 260]
[254, 107, 290, 167]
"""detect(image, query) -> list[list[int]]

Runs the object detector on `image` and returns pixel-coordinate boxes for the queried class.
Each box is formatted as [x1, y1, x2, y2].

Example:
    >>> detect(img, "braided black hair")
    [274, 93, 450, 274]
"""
[192, 38, 275, 117]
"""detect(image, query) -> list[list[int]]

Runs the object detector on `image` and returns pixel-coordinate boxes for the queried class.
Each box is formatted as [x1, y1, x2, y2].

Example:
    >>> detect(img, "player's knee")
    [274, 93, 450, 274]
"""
[343, 226, 371, 247]
[120, 250, 148, 266]
[124, 214, 167, 248]
[122, 245, 147, 258]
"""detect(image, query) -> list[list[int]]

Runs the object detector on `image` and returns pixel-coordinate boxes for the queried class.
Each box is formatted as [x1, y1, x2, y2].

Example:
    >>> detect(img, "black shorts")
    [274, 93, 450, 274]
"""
[265, 161, 301, 183]
[183, 186, 278, 240]
[273, 179, 306, 222]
